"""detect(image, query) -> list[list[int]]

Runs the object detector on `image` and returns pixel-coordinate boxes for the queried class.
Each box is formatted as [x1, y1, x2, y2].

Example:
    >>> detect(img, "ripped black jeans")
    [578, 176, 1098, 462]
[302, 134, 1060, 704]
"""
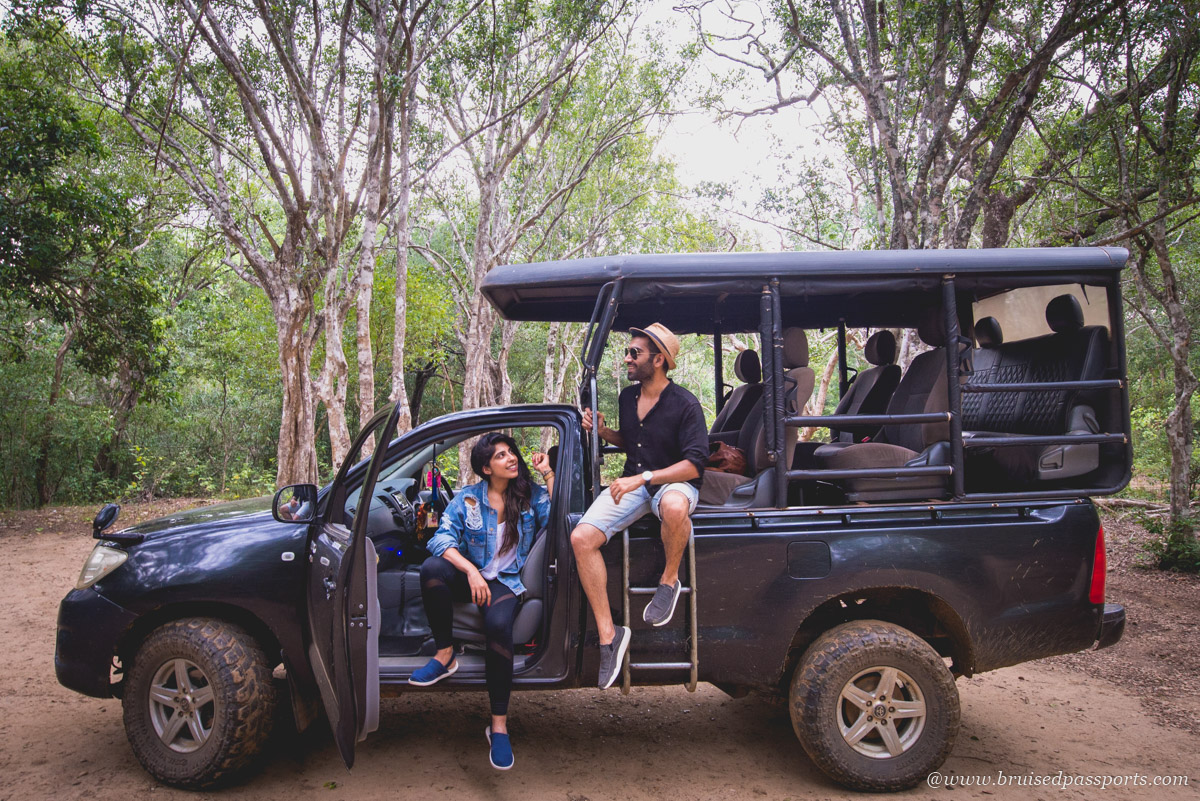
[419, 555, 519, 716]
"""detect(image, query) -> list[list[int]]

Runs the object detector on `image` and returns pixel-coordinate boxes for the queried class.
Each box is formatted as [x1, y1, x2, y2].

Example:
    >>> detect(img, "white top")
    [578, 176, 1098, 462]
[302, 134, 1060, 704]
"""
[480, 522, 518, 580]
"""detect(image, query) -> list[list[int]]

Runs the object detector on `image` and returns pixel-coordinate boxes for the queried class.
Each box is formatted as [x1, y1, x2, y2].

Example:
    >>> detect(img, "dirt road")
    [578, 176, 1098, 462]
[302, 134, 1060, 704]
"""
[1, 502, 1195, 800]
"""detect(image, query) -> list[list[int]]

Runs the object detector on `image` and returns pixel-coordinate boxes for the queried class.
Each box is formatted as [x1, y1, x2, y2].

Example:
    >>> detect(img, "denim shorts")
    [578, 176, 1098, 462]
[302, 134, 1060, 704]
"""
[578, 481, 700, 542]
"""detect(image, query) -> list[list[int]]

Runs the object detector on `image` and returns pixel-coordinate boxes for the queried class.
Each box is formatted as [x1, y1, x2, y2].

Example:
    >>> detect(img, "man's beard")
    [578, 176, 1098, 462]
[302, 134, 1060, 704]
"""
[627, 360, 654, 383]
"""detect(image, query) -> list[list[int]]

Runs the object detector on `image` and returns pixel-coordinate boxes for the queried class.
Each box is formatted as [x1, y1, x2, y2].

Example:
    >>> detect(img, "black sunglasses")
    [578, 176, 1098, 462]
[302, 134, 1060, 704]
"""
[624, 346, 660, 360]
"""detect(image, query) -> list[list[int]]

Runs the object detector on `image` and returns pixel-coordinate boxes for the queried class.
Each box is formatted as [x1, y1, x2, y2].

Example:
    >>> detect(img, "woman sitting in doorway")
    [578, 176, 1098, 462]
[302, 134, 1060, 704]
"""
[409, 432, 554, 770]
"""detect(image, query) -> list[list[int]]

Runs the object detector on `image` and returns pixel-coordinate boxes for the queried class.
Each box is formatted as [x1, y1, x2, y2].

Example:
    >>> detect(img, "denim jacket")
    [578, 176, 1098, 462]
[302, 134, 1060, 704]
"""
[426, 480, 551, 596]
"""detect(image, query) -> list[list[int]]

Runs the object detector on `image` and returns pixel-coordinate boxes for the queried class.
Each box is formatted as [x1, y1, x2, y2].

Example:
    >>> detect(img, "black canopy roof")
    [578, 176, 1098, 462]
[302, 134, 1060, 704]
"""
[481, 248, 1127, 333]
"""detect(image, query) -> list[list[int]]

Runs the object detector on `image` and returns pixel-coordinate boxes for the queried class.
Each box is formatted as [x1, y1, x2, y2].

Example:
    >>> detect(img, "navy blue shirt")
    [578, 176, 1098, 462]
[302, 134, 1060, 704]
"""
[618, 380, 708, 492]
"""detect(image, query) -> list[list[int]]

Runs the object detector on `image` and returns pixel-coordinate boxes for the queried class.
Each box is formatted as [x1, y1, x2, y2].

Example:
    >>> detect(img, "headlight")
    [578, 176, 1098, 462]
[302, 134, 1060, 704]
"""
[76, 545, 128, 590]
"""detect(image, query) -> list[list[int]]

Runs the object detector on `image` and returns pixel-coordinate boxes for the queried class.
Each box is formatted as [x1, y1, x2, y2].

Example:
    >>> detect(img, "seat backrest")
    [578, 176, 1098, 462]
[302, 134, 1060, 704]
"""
[963, 317, 1003, 424]
[877, 318, 950, 453]
[711, 349, 763, 435]
[963, 296, 1108, 435]
[747, 328, 814, 471]
[519, 529, 548, 600]
[832, 331, 902, 442]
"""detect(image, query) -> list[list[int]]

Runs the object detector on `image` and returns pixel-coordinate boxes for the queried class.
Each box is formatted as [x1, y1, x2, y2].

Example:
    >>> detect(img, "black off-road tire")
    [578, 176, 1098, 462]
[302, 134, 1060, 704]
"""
[122, 618, 277, 789]
[790, 620, 960, 792]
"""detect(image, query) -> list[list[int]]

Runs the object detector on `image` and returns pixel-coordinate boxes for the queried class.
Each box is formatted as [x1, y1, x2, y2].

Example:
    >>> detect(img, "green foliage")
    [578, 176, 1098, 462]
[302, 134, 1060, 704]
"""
[1139, 516, 1200, 574]
[366, 249, 457, 417]
[0, 30, 165, 377]
[0, 313, 124, 505]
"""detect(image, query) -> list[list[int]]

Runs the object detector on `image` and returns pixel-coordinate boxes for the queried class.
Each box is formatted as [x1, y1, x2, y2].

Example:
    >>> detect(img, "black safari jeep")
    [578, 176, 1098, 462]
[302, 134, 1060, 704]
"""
[56, 248, 1130, 792]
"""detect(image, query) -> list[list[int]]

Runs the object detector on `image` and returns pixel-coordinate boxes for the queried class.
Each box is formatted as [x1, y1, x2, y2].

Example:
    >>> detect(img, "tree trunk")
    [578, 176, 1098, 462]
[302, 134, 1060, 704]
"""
[555, 323, 584, 401]
[460, 170, 500, 414]
[93, 354, 146, 482]
[354, 93, 385, 452]
[389, 129, 414, 433]
[356, 281, 376, 453]
[543, 322, 561, 404]
[459, 297, 498, 479]
[804, 347, 841, 442]
[34, 323, 78, 507]
[895, 327, 922, 371]
[219, 374, 230, 494]
[460, 293, 498, 411]
[272, 297, 319, 486]
[543, 322, 586, 452]
[314, 283, 353, 472]
[497, 319, 519, 406]
[1165, 369, 1195, 522]
[409, 360, 437, 426]
[1153, 238, 1197, 523]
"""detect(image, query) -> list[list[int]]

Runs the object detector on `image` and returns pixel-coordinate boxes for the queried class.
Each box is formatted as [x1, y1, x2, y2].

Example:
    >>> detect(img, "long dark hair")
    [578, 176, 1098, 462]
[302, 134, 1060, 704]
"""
[470, 432, 532, 555]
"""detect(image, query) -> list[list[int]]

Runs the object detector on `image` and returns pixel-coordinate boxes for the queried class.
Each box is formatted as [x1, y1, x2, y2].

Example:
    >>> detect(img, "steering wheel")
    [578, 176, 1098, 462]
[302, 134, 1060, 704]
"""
[377, 491, 417, 537]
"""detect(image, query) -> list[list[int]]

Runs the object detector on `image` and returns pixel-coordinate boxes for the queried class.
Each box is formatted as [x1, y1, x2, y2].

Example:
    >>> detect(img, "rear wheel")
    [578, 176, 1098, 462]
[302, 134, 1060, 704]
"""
[789, 620, 959, 791]
[122, 618, 277, 789]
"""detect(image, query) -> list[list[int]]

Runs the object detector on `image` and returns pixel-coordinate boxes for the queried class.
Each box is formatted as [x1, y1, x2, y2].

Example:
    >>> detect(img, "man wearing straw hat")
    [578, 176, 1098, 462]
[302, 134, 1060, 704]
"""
[572, 323, 709, 690]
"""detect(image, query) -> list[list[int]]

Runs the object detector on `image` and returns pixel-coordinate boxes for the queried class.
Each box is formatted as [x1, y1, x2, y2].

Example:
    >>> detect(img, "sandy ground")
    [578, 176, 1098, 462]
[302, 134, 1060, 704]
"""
[0, 501, 1196, 801]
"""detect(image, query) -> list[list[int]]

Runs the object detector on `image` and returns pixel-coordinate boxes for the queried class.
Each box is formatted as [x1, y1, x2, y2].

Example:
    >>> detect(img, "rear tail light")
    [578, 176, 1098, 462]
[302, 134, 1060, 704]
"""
[1088, 524, 1106, 604]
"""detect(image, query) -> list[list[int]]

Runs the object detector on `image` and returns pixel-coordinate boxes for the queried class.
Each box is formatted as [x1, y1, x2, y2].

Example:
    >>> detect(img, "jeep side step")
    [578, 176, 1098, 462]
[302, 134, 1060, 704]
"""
[620, 528, 699, 693]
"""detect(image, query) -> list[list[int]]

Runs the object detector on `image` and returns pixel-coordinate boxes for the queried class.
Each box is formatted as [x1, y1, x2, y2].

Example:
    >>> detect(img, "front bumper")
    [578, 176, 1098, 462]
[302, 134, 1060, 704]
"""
[55, 588, 138, 698]
[1094, 602, 1126, 650]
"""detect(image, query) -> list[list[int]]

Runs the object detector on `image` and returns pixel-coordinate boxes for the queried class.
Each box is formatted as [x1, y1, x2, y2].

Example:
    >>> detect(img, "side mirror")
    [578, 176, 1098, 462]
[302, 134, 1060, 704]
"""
[92, 503, 120, 538]
[274, 484, 318, 523]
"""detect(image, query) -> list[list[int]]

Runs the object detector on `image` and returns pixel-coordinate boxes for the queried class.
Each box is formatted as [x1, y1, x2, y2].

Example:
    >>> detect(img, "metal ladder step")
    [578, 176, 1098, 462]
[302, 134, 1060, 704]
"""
[629, 586, 693, 596]
[620, 528, 699, 694]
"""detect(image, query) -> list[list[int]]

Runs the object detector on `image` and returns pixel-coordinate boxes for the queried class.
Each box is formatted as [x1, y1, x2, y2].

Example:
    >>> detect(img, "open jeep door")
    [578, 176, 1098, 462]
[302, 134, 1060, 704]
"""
[307, 404, 400, 768]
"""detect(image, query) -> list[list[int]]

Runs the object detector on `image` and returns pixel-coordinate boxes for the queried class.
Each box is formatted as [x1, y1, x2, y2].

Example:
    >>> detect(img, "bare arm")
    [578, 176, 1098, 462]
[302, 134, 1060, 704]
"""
[648, 459, 701, 485]
[531, 452, 555, 498]
[608, 460, 701, 503]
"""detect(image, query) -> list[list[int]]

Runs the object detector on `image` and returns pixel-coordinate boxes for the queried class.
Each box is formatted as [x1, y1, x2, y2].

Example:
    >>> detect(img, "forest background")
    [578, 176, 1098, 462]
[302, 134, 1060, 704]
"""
[1, 0, 1198, 567]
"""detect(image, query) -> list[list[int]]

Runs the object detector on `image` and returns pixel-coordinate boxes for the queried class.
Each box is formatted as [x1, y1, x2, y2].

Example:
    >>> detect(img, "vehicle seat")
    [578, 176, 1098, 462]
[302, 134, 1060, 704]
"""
[963, 295, 1109, 487]
[451, 529, 548, 645]
[813, 314, 951, 502]
[700, 328, 814, 505]
[962, 317, 1003, 424]
[710, 349, 763, 437]
[830, 331, 902, 443]
[975, 316, 1004, 348]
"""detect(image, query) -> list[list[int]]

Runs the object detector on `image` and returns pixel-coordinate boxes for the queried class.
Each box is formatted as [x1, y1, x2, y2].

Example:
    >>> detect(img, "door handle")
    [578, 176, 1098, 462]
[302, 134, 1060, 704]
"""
[324, 576, 336, 599]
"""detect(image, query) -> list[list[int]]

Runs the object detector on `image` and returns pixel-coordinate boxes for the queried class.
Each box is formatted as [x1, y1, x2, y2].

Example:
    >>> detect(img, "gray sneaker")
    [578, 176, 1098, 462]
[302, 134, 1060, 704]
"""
[643, 580, 683, 626]
[598, 625, 631, 689]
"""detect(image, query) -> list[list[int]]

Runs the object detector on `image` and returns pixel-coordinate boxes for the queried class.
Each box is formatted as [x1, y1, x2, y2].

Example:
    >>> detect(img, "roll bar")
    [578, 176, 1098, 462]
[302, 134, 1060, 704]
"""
[576, 271, 1132, 508]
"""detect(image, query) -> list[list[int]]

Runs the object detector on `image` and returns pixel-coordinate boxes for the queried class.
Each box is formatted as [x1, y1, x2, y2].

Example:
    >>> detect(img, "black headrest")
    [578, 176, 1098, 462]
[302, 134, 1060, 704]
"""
[1046, 294, 1084, 333]
[917, 312, 945, 347]
[863, 331, 897, 365]
[733, 349, 761, 384]
[975, 317, 1003, 348]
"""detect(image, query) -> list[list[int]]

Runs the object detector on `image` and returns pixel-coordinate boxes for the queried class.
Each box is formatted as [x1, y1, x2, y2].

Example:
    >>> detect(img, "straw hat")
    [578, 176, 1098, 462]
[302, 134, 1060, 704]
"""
[629, 322, 680, 370]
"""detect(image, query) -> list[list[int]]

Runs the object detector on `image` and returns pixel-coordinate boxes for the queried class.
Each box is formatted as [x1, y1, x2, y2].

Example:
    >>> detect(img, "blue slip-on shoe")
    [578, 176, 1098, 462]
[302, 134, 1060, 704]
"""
[485, 726, 514, 770]
[408, 657, 458, 686]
